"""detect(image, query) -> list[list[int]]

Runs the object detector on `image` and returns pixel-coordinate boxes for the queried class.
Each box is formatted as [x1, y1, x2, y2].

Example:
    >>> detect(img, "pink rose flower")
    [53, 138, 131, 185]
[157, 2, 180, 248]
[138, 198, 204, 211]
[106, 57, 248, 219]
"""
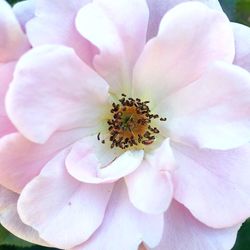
[1, 0, 250, 249]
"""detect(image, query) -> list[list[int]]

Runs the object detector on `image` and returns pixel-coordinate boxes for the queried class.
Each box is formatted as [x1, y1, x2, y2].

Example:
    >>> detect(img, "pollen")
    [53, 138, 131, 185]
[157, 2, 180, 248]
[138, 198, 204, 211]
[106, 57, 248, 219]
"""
[98, 94, 167, 149]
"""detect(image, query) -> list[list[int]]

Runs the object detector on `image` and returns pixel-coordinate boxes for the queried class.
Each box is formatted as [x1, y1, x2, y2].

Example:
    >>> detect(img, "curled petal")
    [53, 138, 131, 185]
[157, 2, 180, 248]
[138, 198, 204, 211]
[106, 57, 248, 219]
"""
[125, 139, 174, 214]
[6, 45, 109, 143]
[26, 0, 94, 64]
[76, 0, 149, 93]
[172, 142, 250, 228]
[133, 1, 234, 102]
[73, 181, 164, 250]
[0, 129, 84, 193]
[66, 135, 144, 184]
[165, 62, 250, 150]
[146, 0, 223, 39]
[18, 149, 113, 249]
[154, 200, 240, 250]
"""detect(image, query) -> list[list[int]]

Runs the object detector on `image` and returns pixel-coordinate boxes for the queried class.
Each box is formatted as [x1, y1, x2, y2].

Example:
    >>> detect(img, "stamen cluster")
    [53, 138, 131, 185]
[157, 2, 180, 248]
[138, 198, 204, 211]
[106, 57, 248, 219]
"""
[98, 94, 167, 149]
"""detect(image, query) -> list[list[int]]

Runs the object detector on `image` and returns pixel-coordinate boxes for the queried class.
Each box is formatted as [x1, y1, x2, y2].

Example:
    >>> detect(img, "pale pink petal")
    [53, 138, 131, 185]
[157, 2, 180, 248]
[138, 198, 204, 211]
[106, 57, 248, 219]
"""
[154, 200, 240, 250]
[164, 62, 250, 150]
[0, 129, 84, 193]
[13, 0, 36, 32]
[0, 62, 16, 137]
[76, 0, 149, 93]
[18, 149, 113, 249]
[232, 23, 250, 72]
[0, 185, 49, 246]
[146, 0, 223, 39]
[66, 135, 144, 184]
[125, 139, 174, 214]
[73, 181, 163, 250]
[26, 0, 95, 64]
[133, 2, 234, 102]
[172, 142, 250, 228]
[6, 45, 109, 143]
[0, 0, 29, 63]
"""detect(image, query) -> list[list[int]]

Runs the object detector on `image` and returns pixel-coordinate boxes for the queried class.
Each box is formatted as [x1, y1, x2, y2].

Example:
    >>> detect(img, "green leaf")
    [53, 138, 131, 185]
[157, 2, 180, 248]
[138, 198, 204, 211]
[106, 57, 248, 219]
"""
[235, 0, 250, 26]
[219, 0, 250, 26]
[232, 219, 250, 250]
[6, 0, 22, 5]
[0, 224, 33, 248]
[219, 0, 237, 21]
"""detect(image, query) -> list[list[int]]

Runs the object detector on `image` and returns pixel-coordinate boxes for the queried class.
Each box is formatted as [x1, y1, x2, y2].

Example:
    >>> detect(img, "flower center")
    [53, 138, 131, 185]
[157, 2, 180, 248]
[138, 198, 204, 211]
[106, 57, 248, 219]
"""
[98, 94, 167, 149]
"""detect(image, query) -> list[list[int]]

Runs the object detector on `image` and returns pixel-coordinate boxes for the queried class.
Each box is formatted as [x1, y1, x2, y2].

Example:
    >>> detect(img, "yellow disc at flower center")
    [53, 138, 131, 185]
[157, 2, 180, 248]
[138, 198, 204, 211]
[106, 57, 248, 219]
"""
[103, 94, 166, 149]
[118, 105, 148, 139]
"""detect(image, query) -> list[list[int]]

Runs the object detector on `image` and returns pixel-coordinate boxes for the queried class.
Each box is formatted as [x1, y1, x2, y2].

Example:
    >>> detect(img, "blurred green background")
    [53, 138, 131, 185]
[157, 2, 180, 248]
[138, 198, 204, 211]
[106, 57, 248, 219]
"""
[1, 0, 250, 249]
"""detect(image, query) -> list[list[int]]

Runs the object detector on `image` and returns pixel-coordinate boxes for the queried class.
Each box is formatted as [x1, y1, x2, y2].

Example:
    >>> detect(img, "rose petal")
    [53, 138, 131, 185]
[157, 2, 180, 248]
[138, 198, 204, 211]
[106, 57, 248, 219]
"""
[172, 142, 250, 228]
[154, 200, 240, 250]
[6, 45, 109, 143]
[0, 185, 49, 246]
[133, 1, 234, 102]
[0, 0, 29, 63]
[73, 181, 163, 250]
[232, 22, 250, 72]
[0, 62, 16, 137]
[125, 139, 174, 214]
[66, 135, 144, 183]
[26, 0, 94, 64]
[13, 0, 36, 32]
[164, 62, 250, 150]
[146, 0, 223, 39]
[0, 129, 84, 193]
[76, 0, 149, 93]
[18, 149, 113, 249]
